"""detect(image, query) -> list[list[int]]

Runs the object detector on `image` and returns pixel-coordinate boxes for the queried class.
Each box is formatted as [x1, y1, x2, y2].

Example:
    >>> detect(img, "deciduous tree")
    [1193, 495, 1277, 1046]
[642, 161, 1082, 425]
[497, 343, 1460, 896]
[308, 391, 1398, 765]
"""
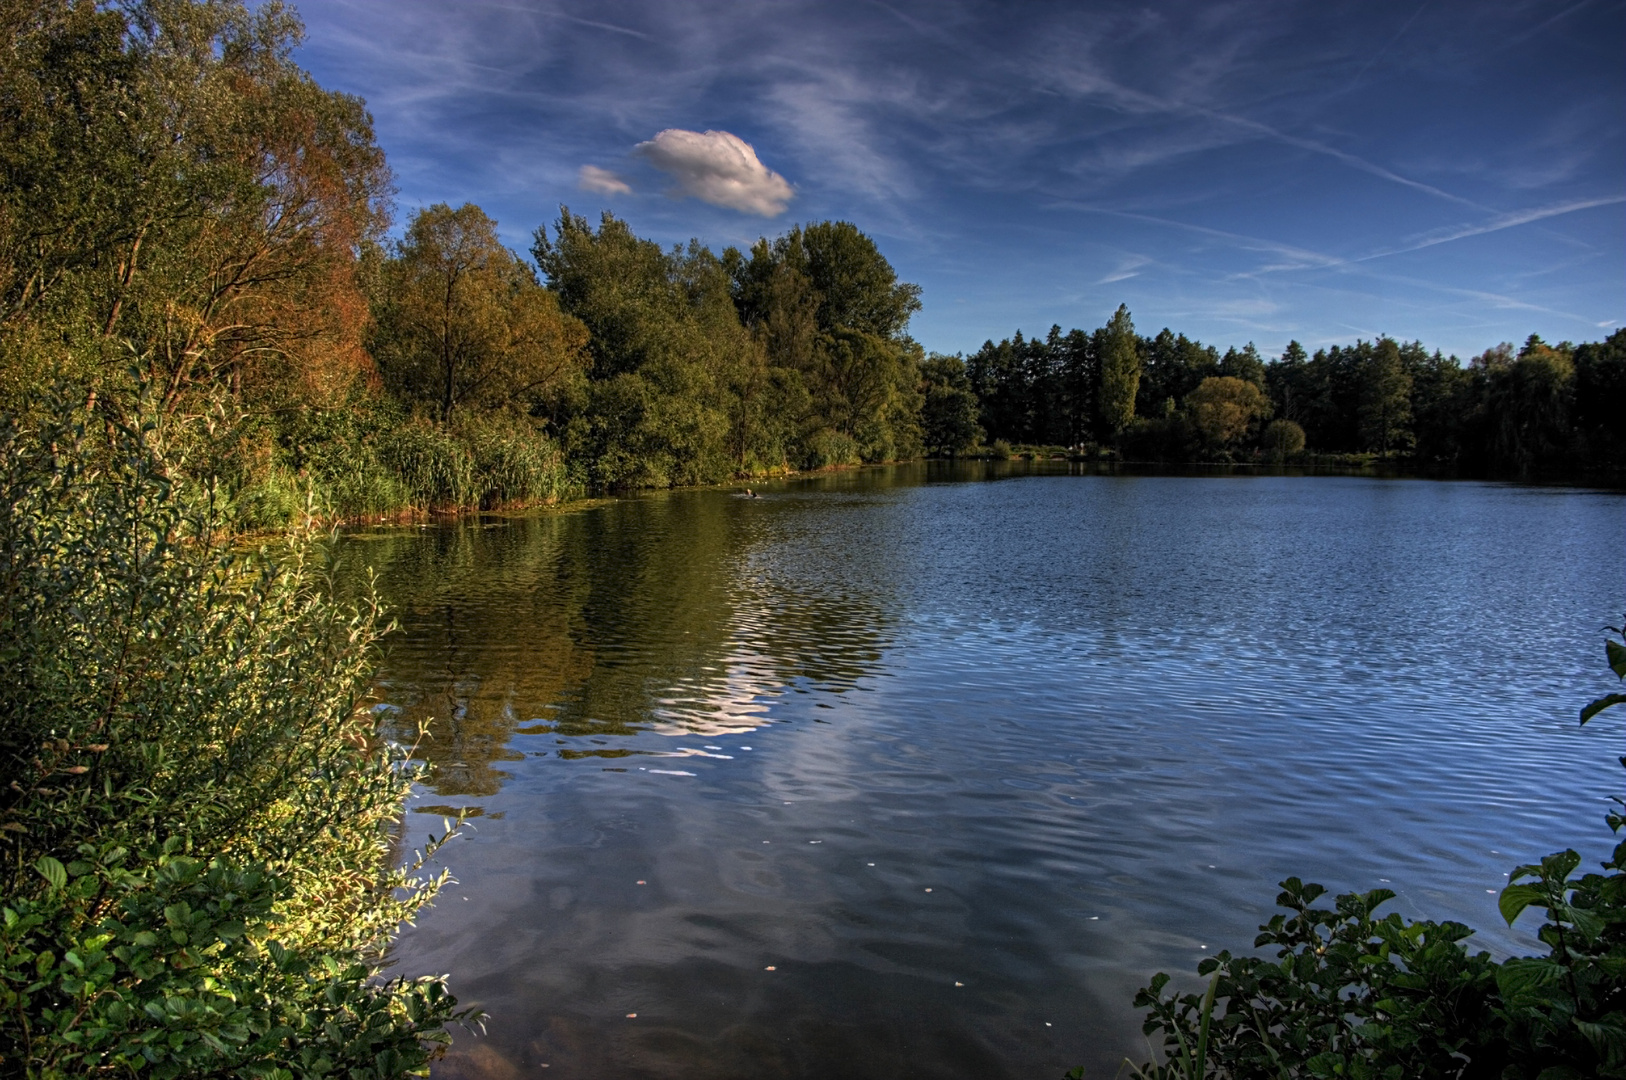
[375, 203, 587, 426]
[1185, 375, 1270, 451]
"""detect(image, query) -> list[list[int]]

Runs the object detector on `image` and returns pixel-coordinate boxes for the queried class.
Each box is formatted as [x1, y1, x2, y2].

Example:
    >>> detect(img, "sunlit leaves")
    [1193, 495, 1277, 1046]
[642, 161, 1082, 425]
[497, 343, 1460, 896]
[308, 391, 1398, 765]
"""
[372, 203, 588, 427]
[0, 396, 477, 1075]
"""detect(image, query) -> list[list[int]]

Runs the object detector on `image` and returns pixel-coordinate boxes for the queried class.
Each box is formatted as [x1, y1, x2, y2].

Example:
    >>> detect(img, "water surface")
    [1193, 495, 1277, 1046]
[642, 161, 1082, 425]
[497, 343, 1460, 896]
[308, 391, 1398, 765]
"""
[344, 463, 1626, 1079]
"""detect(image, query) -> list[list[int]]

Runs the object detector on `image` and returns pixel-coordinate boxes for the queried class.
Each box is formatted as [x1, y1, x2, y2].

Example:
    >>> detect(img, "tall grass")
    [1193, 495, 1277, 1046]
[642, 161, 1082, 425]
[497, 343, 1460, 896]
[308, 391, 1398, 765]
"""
[206, 400, 574, 527]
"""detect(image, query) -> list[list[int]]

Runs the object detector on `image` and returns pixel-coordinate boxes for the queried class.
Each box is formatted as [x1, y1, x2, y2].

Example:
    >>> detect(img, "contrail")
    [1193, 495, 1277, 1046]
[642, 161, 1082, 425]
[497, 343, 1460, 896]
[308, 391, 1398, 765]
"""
[1343, 1, 1431, 95]
[1357, 195, 1626, 261]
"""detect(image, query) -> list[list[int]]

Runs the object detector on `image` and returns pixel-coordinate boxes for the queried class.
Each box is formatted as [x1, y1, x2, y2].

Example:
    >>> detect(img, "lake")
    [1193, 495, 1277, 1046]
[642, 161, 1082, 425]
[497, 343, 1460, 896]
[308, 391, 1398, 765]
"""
[342, 463, 1626, 1079]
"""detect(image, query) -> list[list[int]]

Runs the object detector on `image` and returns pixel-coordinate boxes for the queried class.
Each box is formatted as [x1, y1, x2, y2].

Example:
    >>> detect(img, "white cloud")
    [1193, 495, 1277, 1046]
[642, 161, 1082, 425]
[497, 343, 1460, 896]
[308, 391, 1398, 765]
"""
[633, 128, 793, 216]
[578, 164, 632, 195]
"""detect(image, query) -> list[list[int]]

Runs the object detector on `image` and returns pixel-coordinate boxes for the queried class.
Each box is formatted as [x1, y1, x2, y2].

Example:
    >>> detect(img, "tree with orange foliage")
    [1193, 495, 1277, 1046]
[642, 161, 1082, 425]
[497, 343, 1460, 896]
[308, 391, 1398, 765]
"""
[0, 0, 390, 414]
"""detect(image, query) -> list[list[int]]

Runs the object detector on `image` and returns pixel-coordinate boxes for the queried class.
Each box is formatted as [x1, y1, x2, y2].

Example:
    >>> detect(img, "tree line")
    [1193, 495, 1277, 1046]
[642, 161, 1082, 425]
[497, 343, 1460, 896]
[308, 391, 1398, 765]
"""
[957, 313, 1626, 475]
[3, 0, 1622, 508]
[0, 0, 928, 525]
[4, 0, 1619, 517]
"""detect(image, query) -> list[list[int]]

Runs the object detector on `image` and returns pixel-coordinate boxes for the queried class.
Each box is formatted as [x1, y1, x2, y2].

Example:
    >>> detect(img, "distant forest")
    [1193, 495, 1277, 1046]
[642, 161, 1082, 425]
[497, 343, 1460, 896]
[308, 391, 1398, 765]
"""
[953, 314, 1626, 475]
[1, 0, 1621, 526]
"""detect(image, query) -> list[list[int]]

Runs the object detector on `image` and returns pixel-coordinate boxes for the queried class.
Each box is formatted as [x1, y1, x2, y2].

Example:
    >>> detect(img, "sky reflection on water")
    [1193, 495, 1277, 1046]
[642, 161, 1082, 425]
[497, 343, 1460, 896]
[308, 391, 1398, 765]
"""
[343, 464, 1626, 1080]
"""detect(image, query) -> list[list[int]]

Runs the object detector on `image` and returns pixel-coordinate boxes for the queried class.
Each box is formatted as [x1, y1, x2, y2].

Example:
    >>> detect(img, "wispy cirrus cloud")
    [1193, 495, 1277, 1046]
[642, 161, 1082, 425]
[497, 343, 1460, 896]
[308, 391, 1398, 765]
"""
[291, 0, 1626, 358]
[1097, 254, 1153, 284]
[1360, 195, 1626, 262]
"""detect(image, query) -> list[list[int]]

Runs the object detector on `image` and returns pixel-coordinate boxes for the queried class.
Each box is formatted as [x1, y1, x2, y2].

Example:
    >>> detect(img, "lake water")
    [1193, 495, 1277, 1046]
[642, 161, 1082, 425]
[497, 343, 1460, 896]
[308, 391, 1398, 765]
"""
[343, 463, 1626, 1079]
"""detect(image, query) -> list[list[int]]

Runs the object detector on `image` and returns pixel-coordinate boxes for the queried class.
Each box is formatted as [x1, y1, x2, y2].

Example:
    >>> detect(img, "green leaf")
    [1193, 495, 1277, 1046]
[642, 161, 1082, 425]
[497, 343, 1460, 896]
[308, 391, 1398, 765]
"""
[1565, 904, 1605, 942]
[1581, 693, 1626, 725]
[1542, 849, 1582, 881]
[1499, 883, 1547, 926]
[1608, 638, 1626, 679]
[34, 856, 66, 891]
[1495, 957, 1565, 1004]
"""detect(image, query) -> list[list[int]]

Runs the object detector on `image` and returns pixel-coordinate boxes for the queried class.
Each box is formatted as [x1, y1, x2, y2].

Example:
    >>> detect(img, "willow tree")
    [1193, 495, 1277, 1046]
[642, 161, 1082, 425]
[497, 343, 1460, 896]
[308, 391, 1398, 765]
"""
[373, 203, 587, 426]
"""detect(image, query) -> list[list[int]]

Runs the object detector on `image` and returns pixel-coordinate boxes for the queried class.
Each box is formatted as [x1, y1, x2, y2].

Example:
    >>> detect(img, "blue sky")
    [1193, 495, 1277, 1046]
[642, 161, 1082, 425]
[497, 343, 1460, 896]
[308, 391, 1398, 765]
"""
[293, 0, 1624, 360]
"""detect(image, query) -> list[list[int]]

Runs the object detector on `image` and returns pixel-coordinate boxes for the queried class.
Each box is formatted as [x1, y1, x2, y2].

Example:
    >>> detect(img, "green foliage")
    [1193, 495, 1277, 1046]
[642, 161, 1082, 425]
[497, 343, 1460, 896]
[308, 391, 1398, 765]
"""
[370, 204, 588, 427]
[1357, 339, 1414, 456]
[920, 353, 982, 456]
[376, 422, 476, 512]
[1481, 338, 1577, 474]
[1261, 419, 1307, 461]
[727, 220, 925, 467]
[967, 326, 1093, 448]
[1113, 626, 1626, 1079]
[534, 210, 925, 489]
[196, 398, 569, 525]
[1096, 305, 1141, 443]
[1185, 376, 1271, 453]
[461, 416, 570, 508]
[801, 427, 863, 470]
[0, 396, 477, 1077]
[976, 322, 1619, 477]
[1572, 330, 1626, 471]
[0, 0, 390, 416]
[535, 210, 754, 489]
[1128, 881, 1503, 1080]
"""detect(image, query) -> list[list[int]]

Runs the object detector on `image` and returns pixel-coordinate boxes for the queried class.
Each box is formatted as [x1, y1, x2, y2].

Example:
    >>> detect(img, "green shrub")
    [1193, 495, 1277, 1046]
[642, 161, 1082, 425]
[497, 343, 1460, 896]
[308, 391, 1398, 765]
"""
[231, 464, 308, 532]
[0, 399, 475, 1078]
[1122, 882, 1503, 1079]
[277, 404, 410, 521]
[1261, 419, 1307, 461]
[801, 428, 862, 470]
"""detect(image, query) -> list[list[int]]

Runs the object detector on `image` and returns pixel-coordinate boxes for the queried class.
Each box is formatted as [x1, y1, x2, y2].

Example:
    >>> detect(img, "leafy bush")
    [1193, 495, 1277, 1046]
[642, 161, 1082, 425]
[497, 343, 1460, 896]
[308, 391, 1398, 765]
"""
[276, 405, 410, 522]
[1261, 419, 1307, 461]
[232, 464, 309, 533]
[0, 398, 475, 1078]
[1112, 628, 1626, 1080]
[801, 428, 862, 470]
